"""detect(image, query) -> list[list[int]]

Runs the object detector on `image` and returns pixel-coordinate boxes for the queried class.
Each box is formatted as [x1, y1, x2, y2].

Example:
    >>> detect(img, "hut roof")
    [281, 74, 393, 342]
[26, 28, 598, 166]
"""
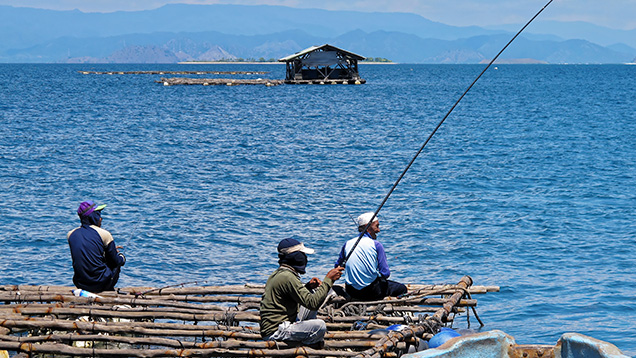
[278, 44, 365, 62]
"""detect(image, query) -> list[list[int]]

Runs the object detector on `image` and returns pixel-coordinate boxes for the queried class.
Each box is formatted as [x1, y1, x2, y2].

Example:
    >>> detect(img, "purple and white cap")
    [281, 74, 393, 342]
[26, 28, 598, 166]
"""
[77, 201, 107, 217]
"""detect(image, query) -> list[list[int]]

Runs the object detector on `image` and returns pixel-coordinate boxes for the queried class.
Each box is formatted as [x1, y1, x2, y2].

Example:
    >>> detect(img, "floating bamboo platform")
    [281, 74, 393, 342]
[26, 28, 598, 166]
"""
[157, 78, 365, 86]
[77, 70, 366, 86]
[158, 78, 285, 86]
[284, 79, 366, 85]
[0, 276, 498, 357]
[79, 71, 269, 75]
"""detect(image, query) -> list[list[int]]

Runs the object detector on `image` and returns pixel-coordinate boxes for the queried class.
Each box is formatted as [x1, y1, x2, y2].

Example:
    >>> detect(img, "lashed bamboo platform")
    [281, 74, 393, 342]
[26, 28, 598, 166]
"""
[79, 71, 269, 75]
[77, 70, 365, 86]
[0, 276, 498, 357]
[284, 79, 366, 85]
[158, 78, 285, 86]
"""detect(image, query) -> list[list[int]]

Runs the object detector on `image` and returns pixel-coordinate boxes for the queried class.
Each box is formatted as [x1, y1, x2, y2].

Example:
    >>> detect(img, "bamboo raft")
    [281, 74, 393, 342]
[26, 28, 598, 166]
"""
[79, 71, 269, 75]
[157, 78, 365, 86]
[284, 79, 366, 85]
[0, 276, 498, 357]
[158, 78, 285, 86]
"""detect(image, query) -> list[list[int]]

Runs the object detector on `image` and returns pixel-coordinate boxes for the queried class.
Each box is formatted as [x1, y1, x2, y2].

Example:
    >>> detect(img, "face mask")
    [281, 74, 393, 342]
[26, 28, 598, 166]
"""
[80, 210, 102, 227]
[278, 251, 308, 274]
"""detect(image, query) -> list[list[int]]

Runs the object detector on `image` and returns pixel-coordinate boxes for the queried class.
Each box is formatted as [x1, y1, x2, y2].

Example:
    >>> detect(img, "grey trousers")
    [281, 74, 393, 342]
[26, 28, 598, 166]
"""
[266, 318, 327, 345]
[265, 293, 333, 345]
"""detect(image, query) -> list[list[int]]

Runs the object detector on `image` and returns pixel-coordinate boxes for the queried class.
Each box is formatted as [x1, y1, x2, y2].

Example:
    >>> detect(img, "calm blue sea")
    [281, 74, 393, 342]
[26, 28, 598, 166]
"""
[0, 63, 635, 355]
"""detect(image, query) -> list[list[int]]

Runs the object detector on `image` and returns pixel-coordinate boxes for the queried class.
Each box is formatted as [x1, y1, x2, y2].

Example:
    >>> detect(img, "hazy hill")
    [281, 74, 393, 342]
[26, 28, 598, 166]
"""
[0, 4, 498, 50]
[1, 4, 634, 63]
[8, 29, 633, 64]
[490, 20, 636, 49]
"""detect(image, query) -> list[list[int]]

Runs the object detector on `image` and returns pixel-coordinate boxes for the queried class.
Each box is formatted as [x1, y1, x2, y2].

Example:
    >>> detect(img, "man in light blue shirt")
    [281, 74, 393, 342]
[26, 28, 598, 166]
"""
[335, 212, 407, 301]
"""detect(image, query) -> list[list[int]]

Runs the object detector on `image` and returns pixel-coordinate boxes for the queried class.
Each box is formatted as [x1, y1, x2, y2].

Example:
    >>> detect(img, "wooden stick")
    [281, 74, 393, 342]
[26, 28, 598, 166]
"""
[0, 341, 363, 357]
[0, 306, 261, 322]
[433, 276, 473, 323]
[0, 317, 392, 338]
[405, 284, 499, 294]
[1, 305, 435, 327]
[0, 293, 243, 310]
[0, 284, 496, 296]
[1, 303, 228, 316]
[0, 319, 261, 338]
[0, 334, 407, 350]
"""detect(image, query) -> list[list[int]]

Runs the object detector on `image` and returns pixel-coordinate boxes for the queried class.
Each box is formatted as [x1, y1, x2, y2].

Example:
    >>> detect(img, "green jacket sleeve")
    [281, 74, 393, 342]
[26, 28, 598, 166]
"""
[285, 273, 334, 311]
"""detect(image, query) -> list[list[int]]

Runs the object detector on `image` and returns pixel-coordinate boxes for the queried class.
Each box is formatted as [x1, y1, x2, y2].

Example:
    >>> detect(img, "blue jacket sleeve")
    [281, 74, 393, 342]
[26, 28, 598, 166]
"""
[335, 243, 347, 267]
[104, 241, 126, 269]
[375, 241, 390, 278]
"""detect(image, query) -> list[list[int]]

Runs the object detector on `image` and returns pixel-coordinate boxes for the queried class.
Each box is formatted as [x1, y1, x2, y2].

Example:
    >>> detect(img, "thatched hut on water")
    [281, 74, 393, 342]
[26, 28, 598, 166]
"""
[279, 44, 366, 84]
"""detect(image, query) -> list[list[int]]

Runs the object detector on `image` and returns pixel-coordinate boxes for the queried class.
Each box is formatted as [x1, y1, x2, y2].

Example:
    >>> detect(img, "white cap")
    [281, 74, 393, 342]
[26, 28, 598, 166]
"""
[357, 212, 378, 227]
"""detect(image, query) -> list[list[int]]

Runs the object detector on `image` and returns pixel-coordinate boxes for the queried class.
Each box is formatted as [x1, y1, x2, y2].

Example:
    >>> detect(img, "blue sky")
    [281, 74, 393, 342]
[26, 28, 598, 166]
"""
[1, 0, 635, 30]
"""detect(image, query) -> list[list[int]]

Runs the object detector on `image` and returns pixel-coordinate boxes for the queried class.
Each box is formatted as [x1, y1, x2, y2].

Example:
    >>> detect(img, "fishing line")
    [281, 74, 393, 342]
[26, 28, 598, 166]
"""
[117, 219, 142, 253]
[334, 199, 358, 226]
[339, 0, 555, 266]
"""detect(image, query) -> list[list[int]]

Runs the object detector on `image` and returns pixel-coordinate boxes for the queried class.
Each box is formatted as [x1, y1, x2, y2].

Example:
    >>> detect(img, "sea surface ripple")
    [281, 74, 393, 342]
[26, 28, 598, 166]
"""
[0, 63, 635, 355]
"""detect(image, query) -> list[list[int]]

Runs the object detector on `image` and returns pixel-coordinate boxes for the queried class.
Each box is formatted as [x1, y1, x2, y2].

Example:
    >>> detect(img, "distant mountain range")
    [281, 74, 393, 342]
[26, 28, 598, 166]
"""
[1, 4, 634, 64]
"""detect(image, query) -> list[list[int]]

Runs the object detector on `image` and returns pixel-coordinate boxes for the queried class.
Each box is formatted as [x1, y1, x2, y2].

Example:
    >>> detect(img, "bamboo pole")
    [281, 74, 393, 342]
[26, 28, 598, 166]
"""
[0, 307, 261, 322]
[0, 329, 397, 342]
[433, 276, 472, 323]
[0, 284, 496, 296]
[334, 298, 477, 315]
[0, 334, 407, 351]
[0, 317, 388, 338]
[0, 306, 435, 327]
[0, 303, 227, 315]
[0, 285, 72, 292]
[0, 293, 241, 310]
[0, 341, 364, 357]
[405, 284, 499, 294]
[1, 317, 258, 332]
[0, 320, 260, 338]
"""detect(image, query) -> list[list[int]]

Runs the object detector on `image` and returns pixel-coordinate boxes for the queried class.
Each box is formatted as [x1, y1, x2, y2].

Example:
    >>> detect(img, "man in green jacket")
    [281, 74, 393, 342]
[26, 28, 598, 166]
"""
[260, 238, 344, 345]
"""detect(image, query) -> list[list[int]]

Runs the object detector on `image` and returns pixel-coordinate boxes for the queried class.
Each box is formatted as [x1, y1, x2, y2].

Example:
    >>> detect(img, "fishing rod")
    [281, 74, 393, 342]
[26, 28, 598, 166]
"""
[339, 0, 555, 267]
[132, 280, 211, 297]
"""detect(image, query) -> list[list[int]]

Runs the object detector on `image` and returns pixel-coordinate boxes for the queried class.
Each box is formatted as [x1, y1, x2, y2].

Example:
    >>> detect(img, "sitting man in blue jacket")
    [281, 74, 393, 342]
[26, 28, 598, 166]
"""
[336, 212, 407, 301]
[67, 201, 126, 293]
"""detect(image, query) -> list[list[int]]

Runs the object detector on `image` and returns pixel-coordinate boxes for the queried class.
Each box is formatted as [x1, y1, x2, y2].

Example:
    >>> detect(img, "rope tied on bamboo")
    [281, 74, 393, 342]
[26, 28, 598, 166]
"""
[224, 310, 237, 326]
[465, 291, 484, 327]
[373, 303, 386, 316]
[341, 302, 368, 317]
[294, 346, 309, 357]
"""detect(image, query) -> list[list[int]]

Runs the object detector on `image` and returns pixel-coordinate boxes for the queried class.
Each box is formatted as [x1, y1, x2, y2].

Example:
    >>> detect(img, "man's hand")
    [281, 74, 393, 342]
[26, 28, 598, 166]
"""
[326, 266, 344, 281]
[305, 277, 322, 290]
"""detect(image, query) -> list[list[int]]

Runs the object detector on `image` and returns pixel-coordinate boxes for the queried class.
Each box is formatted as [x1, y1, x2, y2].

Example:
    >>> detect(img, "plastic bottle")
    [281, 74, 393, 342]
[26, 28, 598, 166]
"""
[72, 289, 101, 298]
